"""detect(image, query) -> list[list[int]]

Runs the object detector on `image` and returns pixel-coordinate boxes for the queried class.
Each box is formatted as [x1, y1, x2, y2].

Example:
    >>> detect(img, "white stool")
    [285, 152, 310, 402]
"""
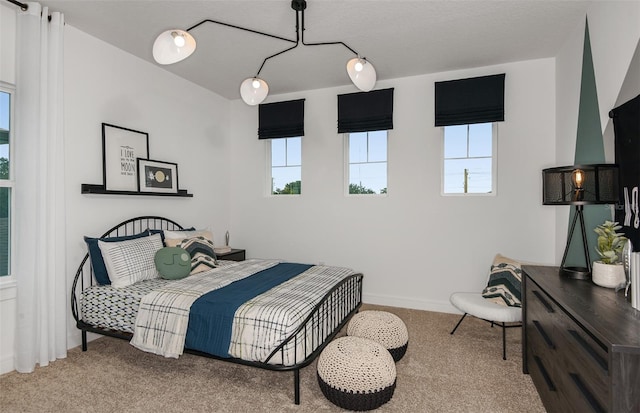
[347, 310, 409, 361]
[317, 336, 396, 411]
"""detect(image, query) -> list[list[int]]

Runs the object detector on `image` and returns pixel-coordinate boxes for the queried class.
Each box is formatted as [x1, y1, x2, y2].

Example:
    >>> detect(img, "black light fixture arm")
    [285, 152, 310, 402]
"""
[299, 1, 360, 57]
[255, 8, 301, 77]
[4, 0, 28, 11]
[186, 18, 297, 45]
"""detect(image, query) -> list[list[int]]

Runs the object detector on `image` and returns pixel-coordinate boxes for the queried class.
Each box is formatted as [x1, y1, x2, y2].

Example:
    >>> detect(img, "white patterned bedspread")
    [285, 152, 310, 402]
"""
[82, 259, 360, 366]
[130, 259, 279, 358]
[229, 265, 357, 365]
[80, 260, 238, 333]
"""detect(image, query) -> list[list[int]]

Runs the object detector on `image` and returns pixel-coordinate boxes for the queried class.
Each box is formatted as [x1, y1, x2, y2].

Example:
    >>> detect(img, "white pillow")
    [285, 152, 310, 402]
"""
[163, 228, 212, 239]
[98, 233, 163, 288]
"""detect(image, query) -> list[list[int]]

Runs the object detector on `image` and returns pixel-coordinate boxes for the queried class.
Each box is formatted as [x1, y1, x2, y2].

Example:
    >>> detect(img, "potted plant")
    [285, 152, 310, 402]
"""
[592, 220, 628, 288]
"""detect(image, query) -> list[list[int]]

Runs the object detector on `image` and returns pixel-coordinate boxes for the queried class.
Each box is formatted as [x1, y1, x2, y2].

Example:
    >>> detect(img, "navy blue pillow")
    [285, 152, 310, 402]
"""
[84, 230, 151, 285]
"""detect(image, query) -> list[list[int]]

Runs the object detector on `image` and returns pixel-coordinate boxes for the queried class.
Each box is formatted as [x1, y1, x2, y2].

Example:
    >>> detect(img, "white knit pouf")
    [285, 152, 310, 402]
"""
[317, 336, 396, 411]
[347, 310, 409, 361]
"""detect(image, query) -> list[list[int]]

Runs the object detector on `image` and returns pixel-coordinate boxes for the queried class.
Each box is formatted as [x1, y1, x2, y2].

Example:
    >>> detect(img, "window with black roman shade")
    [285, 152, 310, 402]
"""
[337, 88, 394, 133]
[434, 74, 505, 127]
[258, 99, 305, 139]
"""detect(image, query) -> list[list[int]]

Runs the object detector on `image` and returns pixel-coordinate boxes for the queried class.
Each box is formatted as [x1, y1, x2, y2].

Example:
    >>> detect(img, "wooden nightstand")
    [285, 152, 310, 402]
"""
[215, 248, 246, 261]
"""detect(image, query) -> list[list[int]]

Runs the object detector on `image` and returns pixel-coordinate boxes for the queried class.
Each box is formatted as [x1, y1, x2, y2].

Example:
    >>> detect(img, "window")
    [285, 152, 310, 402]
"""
[443, 122, 496, 195]
[346, 130, 387, 195]
[0, 84, 14, 277]
[269, 137, 301, 195]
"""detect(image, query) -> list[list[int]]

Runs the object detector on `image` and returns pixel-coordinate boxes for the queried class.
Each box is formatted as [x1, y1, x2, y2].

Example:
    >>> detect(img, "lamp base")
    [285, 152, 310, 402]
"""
[560, 266, 591, 280]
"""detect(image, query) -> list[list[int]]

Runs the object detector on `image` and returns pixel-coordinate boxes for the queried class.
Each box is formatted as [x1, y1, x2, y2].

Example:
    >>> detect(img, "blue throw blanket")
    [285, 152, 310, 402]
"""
[184, 262, 313, 357]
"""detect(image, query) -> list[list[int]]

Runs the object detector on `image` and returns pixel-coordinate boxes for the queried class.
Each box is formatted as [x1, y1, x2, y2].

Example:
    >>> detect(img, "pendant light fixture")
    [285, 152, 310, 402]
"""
[152, 0, 377, 105]
[152, 29, 197, 65]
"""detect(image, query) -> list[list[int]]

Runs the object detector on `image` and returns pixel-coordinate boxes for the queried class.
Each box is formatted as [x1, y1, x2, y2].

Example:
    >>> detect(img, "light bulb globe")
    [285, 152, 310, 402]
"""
[346, 57, 377, 92]
[152, 29, 196, 65]
[240, 77, 269, 106]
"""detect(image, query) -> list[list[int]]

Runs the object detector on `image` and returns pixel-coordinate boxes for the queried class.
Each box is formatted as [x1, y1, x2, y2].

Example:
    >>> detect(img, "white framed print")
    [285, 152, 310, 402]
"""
[102, 123, 149, 191]
[137, 158, 179, 194]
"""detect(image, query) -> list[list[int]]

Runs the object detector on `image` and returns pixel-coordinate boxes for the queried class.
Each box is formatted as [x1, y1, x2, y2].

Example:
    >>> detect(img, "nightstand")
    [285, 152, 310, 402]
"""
[215, 248, 245, 261]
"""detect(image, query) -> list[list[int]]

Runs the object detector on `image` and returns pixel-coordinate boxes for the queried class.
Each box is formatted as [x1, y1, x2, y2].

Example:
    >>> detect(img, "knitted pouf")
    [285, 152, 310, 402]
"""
[347, 310, 409, 362]
[317, 336, 396, 411]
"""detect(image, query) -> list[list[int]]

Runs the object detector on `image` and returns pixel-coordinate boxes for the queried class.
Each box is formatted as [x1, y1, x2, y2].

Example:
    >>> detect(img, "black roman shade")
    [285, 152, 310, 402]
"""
[258, 99, 305, 139]
[434, 74, 505, 126]
[337, 88, 394, 133]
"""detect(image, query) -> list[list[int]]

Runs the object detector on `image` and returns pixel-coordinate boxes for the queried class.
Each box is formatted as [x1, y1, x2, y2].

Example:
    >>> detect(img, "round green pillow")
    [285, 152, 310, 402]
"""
[154, 247, 191, 280]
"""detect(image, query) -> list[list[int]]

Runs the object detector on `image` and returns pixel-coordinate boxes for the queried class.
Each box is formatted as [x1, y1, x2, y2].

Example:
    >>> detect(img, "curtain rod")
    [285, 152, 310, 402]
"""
[4, 0, 28, 11]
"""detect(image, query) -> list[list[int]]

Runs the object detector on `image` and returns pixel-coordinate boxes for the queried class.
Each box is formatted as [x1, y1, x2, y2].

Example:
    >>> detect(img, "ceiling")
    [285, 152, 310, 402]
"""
[37, 0, 592, 100]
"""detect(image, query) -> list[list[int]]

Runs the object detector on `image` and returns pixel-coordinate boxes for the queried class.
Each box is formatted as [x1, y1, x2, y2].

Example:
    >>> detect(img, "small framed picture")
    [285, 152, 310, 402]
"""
[137, 159, 179, 194]
[102, 123, 149, 191]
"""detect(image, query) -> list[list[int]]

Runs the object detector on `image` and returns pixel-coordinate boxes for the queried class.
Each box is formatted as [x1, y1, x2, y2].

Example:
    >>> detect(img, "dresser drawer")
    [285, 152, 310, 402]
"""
[526, 284, 561, 351]
[526, 280, 609, 411]
[527, 351, 563, 411]
[522, 266, 640, 413]
[554, 313, 609, 411]
[526, 283, 565, 411]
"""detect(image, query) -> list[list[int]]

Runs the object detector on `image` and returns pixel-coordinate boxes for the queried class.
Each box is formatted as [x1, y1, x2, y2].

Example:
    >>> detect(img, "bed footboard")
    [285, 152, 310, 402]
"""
[264, 272, 363, 404]
[265, 272, 363, 367]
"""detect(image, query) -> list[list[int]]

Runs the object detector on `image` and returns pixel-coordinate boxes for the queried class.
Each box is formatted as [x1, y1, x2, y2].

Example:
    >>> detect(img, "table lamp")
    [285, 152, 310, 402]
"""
[542, 164, 619, 279]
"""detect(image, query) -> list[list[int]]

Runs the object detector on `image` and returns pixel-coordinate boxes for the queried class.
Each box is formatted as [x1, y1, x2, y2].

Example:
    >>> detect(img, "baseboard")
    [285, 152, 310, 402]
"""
[0, 353, 14, 375]
[67, 330, 102, 351]
[362, 292, 461, 314]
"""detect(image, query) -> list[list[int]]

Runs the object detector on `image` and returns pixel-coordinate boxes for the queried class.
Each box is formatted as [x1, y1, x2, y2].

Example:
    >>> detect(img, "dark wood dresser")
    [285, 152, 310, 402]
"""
[522, 265, 640, 413]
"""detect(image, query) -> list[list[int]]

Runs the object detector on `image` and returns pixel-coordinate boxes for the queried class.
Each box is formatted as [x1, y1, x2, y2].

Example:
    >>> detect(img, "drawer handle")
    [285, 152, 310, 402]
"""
[533, 320, 555, 349]
[568, 329, 608, 374]
[569, 373, 605, 413]
[533, 356, 556, 391]
[532, 290, 555, 313]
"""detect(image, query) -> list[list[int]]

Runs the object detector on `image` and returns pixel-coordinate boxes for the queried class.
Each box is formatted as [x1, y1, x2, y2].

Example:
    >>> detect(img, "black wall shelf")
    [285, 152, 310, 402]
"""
[81, 184, 193, 197]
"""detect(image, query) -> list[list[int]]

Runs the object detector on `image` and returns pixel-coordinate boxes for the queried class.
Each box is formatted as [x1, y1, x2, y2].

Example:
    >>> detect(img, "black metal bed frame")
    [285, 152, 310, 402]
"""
[71, 216, 363, 405]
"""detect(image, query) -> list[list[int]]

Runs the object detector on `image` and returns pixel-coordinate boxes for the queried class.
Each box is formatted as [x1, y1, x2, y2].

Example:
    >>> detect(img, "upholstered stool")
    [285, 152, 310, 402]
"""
[347, 310, 409, 361]
[317, 336, 396, 411]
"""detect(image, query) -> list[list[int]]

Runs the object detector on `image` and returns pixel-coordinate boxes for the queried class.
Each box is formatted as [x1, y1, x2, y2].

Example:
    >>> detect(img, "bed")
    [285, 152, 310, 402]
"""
[71, 216, 363, 404]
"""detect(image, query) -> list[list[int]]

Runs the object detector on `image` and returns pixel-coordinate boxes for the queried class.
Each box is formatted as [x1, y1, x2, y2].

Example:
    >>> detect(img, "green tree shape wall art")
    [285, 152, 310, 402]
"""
[565, 18, 613, 269]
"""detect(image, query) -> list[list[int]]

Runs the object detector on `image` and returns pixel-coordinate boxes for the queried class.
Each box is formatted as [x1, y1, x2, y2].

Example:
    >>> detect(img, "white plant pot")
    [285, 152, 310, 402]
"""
[592, 261, 626, 288]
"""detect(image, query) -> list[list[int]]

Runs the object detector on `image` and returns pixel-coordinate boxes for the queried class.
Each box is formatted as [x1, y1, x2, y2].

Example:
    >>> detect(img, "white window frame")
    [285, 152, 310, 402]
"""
[266, 136, 302, 196]
[441, 123, 498, 196]
[0, 81, 15, 286]
[344, 130, 388, 197]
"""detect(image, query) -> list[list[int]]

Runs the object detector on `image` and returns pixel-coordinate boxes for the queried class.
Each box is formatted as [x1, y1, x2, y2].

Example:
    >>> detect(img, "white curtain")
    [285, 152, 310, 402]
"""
[14, 2, 67, 373]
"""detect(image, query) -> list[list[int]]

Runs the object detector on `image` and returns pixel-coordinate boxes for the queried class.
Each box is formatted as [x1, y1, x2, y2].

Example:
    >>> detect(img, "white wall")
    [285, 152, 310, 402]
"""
[0, 17, 230, 373]
[554, 2, 640, 261]
[63, 26, 231, 349]
[229, 58, 558, 312]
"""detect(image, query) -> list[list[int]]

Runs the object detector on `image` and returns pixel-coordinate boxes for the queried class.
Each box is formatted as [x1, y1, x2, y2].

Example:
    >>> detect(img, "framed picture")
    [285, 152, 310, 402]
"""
[137, 158, 179, 194]
[102, 123, 149, 191]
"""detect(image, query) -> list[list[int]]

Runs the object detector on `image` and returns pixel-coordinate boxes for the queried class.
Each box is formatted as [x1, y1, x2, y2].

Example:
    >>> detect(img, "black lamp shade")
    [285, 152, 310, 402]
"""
[542, 164, 619, 205]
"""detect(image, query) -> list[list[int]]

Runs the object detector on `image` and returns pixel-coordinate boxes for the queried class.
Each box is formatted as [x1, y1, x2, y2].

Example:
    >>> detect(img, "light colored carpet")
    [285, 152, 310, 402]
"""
[0, 304, 545, 412]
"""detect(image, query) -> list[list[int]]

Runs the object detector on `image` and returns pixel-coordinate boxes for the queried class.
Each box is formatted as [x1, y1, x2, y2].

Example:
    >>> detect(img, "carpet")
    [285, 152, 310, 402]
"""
[0, 304, 545, 412]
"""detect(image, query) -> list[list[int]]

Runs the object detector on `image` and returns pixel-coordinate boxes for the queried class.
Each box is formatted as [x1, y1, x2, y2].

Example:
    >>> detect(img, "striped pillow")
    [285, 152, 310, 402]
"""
[165, 231, 218, 274]
[481, 254, 522, 307]
[98, 233, 164, 288]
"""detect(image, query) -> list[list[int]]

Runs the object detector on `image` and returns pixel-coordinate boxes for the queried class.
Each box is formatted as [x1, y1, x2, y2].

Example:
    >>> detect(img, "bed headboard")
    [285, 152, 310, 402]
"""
[71, 216, 184, 324]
